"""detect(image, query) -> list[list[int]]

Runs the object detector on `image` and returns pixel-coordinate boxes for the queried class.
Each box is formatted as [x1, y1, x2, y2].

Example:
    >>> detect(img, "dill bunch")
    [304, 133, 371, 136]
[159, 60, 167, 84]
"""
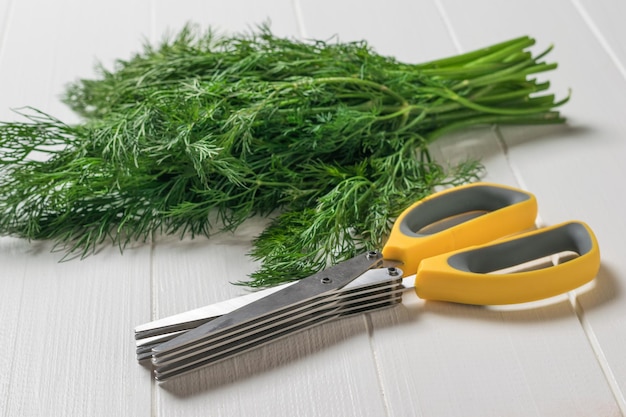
[0, 25, 568, 286]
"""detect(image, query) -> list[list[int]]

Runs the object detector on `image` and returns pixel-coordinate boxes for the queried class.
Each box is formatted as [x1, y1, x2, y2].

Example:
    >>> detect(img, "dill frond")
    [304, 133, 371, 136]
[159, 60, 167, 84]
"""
[0, 24, 568, 285]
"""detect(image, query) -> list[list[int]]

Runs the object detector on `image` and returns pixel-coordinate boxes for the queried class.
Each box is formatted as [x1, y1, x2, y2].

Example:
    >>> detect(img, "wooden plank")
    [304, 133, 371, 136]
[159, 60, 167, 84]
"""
[0, 0, 153, 122]
[0, 238, 28, 415]
[0, 7, 18, 415]
[0, 242, 151, 416]
[302, 0, 623, 415]
[0, 4, 24, 415]
[0, 0, 14, 64]
[438, 1, 626, 413]
[439, 0, 626, 413]
[0, 0, 154, 416]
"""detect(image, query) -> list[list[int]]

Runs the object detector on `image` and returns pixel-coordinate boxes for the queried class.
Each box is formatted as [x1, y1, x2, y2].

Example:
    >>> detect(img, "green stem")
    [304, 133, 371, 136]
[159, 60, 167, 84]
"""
[427, 111, 566, 142]
[464, 41, 533, 67]
[422, 86, 565, 116]
[455, 60, 558, 90]
[413, 36, 534, 69]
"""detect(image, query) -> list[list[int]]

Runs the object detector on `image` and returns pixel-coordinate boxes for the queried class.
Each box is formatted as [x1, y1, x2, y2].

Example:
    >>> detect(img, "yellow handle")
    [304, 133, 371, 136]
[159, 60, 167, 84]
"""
[382, 182, 538, 277]
[414, 221, 600, 305]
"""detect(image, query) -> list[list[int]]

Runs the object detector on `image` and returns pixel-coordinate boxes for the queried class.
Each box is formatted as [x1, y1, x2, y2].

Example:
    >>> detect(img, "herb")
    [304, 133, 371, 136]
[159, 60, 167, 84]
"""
[0, 25, 567, 286]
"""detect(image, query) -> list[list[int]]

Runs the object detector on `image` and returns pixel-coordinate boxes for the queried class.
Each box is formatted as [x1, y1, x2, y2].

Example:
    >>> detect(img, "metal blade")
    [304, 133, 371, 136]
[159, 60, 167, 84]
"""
[152, 268, 404, 381]
[135, 282, 295, 341]
[136, 267, 404, 361]
[154, 296, 403, 381]
[153, 272, 403, 366]
[151, 251, 384, 360]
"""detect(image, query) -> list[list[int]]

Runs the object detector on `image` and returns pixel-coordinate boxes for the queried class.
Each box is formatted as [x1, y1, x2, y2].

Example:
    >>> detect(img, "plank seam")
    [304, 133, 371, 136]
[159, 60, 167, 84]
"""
[492, 125, 548, 227]
[433, 0, 463, 53]
[364, 314, 392, 417]
[290, 0, 308, 39]
[494, 125, 625, 413]
[570, 0, 626, 83]
[491, 126, 528, 192]
[568, 292, 626, 416]
[436, 1, 537, 213]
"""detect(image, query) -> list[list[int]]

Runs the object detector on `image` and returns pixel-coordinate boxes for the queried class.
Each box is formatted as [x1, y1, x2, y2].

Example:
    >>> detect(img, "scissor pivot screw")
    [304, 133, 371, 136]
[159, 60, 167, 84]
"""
[387, 267, 399, 276]
[366, 251, 378, 259]
[321, 277, 332, 284]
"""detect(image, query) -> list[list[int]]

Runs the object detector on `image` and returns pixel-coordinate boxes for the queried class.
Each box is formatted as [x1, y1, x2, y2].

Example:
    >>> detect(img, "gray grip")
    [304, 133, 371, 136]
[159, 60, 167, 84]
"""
[447, 222, 593, 273]
[400, 184, 532, 237]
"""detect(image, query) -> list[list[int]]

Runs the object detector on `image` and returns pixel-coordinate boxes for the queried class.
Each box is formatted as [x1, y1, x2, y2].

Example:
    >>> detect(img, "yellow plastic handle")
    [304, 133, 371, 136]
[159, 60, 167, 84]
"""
[382, 182, 538, 277]
[414, 221, 600, 305]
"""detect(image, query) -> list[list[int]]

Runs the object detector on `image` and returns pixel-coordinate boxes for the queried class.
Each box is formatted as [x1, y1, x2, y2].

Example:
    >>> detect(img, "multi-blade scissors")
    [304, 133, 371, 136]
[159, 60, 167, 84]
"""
[135, 182, 600, 382]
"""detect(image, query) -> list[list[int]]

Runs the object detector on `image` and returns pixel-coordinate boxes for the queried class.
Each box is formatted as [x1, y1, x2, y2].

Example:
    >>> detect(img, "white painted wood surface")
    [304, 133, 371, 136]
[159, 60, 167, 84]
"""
[1, 1, 625, 415]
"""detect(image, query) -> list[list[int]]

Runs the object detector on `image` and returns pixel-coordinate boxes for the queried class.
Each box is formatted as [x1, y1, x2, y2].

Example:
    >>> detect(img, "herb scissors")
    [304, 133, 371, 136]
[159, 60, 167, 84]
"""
[135, 182, 600, 382]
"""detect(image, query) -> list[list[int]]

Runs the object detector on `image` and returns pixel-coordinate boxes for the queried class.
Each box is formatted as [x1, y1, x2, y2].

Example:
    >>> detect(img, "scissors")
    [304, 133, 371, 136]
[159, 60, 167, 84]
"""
[135, 182, 600, 381]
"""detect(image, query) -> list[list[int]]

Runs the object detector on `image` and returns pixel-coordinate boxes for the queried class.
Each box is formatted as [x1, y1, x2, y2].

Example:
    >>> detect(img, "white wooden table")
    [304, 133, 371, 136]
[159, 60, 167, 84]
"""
[1, 1, 625, 416]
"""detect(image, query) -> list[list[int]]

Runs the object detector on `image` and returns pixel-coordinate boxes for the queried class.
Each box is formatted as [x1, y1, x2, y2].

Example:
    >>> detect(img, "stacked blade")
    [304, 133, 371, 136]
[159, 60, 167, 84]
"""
[138, 267, 404, 382]
[135, 284, 291, 361]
